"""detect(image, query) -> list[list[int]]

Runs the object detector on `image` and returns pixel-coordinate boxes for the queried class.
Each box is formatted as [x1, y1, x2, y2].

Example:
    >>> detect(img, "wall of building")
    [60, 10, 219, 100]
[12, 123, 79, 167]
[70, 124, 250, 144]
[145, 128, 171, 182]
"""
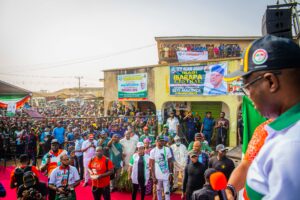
[103, 67, 155, 115]
[103, 57, 243, 146]
[153, 58, 242, 147]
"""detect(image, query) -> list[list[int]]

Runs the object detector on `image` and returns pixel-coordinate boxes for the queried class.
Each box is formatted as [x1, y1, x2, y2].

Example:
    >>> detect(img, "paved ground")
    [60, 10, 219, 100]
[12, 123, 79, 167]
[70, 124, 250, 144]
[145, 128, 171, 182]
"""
[227, 145, 242, 166]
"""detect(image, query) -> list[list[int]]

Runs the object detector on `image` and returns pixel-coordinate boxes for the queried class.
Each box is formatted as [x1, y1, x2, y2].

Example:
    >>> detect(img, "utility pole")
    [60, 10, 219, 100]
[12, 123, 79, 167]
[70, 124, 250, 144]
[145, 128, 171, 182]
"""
[75, 76, 83, 99]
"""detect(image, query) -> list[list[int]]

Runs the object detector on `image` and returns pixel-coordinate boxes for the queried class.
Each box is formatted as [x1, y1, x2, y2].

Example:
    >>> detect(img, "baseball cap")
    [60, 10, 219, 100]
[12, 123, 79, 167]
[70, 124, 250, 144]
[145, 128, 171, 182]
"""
[204, 168, 217, 179]
[23, 171, 36, 188]
[188, 150, 198, 157]
[195, 133, 201, 138]
[143, 126, 149, 131]
[157, 135, 165, 141]
[174, 135, 180, 141]
[88, 134, 94, 139]
[224, 34, 300, 82]
[51, 139, 59, 144]
[216, 144, 228, 152]
[137, 142, 144, 148]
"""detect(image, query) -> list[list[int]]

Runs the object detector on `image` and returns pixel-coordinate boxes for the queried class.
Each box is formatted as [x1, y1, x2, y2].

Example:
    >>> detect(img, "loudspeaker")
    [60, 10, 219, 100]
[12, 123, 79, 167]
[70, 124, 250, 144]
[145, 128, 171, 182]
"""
[262, 8, 292, 38]
[271, 30, 292, 38]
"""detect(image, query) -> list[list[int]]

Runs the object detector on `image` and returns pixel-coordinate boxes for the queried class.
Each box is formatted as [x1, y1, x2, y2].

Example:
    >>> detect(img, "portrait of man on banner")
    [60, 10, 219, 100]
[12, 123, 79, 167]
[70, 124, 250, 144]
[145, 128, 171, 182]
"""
[203, 64, 228, 95]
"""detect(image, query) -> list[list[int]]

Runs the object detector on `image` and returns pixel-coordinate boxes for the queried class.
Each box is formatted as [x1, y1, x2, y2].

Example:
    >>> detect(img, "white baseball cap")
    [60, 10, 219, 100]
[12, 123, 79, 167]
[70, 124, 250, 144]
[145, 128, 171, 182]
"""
[137, 142, 144, 148]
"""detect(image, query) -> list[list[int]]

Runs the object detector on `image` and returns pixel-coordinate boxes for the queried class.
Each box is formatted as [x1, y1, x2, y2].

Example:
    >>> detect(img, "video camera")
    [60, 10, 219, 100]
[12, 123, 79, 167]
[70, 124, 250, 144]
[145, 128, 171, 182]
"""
[57, 186, 74, 200]
[26, 187, 43, 200]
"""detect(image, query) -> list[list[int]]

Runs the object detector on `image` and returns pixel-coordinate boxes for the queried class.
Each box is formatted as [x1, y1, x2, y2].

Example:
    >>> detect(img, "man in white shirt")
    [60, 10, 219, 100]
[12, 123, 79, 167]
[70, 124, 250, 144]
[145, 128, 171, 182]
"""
[120, 130, 137, 170]
[74, 132, 84, 180]
[224, 35, 300, 200]
[166, 111, 179, 135]
[81, 134, 97, 186]
[49, 154, 80, 200]
[170, 136, 187, 190]
[150, 136, 174, 200]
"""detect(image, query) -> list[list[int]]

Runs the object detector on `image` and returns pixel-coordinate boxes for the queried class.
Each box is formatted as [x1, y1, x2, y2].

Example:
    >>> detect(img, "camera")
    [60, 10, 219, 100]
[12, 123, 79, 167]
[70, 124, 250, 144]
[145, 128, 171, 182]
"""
[25, 187, 43, 200]
[57, 187, 74, 200]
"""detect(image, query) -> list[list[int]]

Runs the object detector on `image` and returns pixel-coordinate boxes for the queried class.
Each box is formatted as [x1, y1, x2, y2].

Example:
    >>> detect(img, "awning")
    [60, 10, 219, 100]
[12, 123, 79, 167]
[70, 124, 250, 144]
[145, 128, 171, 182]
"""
[23, 109, 43, 118]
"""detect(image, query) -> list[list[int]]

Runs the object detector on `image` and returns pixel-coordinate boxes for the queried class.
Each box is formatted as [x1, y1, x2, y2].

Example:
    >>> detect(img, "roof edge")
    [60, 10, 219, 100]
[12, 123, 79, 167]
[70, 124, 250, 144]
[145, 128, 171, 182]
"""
[102, 57, 241, 72]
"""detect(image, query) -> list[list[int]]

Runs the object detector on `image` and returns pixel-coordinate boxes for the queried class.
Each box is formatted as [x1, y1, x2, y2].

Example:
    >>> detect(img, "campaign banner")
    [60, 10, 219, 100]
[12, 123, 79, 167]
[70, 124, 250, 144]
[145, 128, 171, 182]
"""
[118, 73, 148, 99]
[170, 63, 228, 96]
[176, 51, 208, 62]
[228, 78, 243, 95]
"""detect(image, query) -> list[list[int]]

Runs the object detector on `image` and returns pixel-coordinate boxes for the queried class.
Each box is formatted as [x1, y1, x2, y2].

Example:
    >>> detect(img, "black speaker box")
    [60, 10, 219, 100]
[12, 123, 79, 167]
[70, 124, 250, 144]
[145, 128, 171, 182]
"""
[262, 8, 292, 37]
[271, 30, 292, 38]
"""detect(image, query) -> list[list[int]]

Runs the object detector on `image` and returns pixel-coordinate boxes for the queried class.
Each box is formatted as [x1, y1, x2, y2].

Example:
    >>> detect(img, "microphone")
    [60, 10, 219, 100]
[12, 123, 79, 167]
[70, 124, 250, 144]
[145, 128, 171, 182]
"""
[210, 171, 228, 200]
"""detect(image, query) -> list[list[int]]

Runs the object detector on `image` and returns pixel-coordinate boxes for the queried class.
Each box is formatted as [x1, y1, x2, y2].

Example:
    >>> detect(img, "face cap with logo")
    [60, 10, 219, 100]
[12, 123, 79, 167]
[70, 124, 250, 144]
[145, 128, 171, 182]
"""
[224, 34, 300, 82]
[216, 144, 228, 152]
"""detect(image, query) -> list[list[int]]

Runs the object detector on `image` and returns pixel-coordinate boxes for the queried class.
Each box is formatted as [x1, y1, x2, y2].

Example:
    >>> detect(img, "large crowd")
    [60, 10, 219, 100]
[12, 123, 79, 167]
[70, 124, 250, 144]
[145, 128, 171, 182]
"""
[0, 101, 239, 200]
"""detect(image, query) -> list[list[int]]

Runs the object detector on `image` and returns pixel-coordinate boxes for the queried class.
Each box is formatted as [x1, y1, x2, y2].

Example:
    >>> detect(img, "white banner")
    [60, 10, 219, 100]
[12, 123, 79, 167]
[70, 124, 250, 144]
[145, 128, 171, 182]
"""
[7, 102, 16, 114]
[176, 51, 208, 62]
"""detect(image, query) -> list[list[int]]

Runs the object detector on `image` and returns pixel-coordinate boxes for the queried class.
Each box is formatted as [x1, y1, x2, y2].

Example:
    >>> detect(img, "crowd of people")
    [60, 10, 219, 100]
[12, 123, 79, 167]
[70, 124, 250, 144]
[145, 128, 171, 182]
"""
[1, 105, 237, 200]
[1, 33, 299, 200]
[160, 43, 242, 60]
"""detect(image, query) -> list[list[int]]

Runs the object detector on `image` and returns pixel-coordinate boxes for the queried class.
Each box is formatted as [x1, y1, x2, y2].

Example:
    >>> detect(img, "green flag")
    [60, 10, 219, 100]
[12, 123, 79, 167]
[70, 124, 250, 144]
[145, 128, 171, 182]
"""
[242, 96, 267, 154]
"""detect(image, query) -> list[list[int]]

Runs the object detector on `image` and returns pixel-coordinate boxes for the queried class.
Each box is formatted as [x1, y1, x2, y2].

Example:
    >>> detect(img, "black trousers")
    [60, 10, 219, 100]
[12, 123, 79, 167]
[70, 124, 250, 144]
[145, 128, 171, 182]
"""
[92, 186, 110, 200]
[132, 182, 146, 200]
[28, 151, 37, 166]
[76, 155, 84, 180]
[48, 187, 56, 200]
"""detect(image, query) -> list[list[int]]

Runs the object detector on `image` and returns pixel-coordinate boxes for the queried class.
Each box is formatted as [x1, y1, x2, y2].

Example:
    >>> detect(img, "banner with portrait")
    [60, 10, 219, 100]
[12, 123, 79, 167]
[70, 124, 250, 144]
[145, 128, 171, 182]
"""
[169, 63, 228, 96]
[118, 73, 148, 99]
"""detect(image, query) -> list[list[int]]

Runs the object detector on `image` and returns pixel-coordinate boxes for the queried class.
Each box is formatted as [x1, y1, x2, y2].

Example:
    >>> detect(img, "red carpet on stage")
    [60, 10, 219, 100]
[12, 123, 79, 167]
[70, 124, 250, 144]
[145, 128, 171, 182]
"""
[0, 166, 181, 200]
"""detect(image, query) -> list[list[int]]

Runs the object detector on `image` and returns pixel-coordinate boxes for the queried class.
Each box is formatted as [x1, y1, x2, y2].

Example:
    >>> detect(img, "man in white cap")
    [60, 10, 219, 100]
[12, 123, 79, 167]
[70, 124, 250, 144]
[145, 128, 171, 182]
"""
[81, 134, 97, 186]
[170, 135, 187, 191]
[128, 142, 150, 200]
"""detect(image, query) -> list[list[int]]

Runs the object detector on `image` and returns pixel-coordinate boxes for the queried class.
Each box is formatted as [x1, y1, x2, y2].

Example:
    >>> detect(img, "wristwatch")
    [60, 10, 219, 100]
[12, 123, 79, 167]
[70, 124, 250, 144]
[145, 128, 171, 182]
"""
[226, 184, 237, 200]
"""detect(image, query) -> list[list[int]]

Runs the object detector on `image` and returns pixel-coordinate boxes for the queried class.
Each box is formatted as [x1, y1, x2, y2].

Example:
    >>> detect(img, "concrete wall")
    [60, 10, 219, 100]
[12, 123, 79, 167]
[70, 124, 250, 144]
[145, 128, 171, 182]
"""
[104, 67, 155, 115]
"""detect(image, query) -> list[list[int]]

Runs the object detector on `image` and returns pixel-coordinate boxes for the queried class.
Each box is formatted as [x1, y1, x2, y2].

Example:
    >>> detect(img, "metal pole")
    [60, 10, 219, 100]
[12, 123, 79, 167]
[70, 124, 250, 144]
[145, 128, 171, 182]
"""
[75, 76, 83, 98]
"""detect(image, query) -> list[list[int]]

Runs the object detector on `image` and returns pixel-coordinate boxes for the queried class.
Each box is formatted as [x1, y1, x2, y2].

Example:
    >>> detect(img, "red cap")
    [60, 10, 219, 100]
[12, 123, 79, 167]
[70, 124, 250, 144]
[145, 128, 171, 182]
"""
[88, 134, 94, 139]
[143, 126, 149, 130]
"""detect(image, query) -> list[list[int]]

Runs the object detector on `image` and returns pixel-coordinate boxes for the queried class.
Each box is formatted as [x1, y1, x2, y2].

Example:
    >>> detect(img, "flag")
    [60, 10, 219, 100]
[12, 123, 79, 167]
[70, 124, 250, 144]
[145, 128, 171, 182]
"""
[242, 96, 267, 154]
[240, 96, 267, 200]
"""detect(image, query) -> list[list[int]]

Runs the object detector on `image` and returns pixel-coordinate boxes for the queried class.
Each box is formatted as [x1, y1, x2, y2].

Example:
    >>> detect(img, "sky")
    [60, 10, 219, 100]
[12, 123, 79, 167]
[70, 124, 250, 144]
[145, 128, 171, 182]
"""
[0, 0, 277, 92]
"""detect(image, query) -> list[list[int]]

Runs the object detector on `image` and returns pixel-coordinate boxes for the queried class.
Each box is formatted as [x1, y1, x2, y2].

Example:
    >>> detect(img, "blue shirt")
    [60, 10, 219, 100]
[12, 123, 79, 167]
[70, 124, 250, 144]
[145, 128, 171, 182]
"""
[53, 127, 65, 144]
[75, 138, 84, 157]
[40, 131, 50, 142]
[202, 118, 215, 132]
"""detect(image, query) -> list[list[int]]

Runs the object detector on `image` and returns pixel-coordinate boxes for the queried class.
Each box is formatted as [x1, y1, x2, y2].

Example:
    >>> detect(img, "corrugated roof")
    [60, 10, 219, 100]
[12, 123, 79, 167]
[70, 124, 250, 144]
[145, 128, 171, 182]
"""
[0, 80, 32, 95]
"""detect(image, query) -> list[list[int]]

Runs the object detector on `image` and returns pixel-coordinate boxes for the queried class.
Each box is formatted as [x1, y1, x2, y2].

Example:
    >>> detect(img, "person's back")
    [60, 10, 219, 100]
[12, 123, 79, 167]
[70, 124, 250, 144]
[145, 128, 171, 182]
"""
[17, 171, 48, 200]
[192, 184, 217, 200]
[10, 154, 39, 189]
[191, 168, 218, 200]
